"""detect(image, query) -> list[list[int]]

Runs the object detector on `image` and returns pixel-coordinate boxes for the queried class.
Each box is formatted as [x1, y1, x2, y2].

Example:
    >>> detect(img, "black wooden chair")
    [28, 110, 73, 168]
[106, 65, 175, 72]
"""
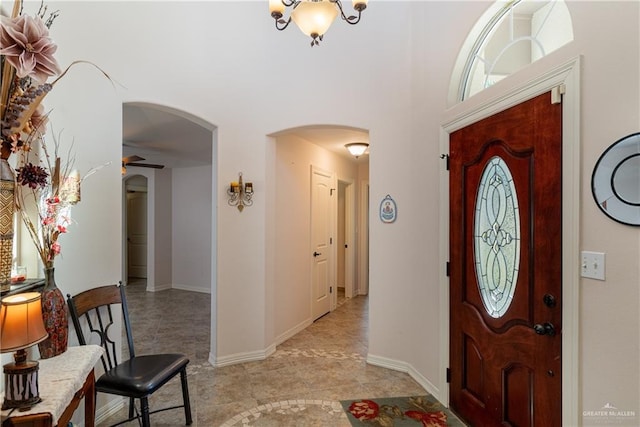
[67, 284, 192, 426]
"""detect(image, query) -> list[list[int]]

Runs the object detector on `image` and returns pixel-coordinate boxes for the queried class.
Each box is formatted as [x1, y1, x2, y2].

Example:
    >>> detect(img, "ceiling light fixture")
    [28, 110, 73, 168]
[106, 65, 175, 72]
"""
[345, 142, 369, 158]
[269, 0, 368, 46]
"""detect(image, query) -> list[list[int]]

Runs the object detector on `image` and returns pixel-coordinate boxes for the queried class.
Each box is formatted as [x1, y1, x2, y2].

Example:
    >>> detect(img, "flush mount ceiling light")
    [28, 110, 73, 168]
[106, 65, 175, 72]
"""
[345, 142, 369, 158]
[269, 0, 368, 47]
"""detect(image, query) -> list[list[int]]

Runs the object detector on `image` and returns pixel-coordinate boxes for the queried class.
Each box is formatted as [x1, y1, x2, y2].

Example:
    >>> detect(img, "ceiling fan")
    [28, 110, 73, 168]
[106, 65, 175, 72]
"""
[122, 155, 165, 173]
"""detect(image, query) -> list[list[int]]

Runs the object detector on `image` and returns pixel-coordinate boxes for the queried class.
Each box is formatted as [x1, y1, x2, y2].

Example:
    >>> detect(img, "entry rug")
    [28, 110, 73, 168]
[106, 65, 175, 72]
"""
[341, 395, 467, 427]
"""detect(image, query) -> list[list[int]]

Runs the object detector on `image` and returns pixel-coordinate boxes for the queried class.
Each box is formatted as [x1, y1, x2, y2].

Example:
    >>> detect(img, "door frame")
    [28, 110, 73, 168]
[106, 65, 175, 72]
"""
[126, 188, 148, 279]
[359, 180, 370, 295]
[439, 56, 581, 427]
[122, 174, 150, 286]
[340, 178, 356, 298]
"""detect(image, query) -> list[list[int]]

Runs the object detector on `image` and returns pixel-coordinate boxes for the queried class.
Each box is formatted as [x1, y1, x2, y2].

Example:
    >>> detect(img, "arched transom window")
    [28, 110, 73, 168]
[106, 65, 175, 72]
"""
[458, 0, 573, 101]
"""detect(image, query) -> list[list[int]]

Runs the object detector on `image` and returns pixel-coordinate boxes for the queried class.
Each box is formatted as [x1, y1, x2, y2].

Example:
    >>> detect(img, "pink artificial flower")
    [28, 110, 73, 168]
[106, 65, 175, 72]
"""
[56, 225, 67, 233]
[0, 14, 61, 82]
[51, 241, 61, 254]
[42, 215, 55, 226]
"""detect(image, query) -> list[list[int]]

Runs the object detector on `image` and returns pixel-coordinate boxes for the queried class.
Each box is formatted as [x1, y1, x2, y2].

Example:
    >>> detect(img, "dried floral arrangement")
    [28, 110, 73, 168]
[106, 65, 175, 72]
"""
[1, 0, 62, 160]
[1, 0, 109, 269]
[14, 134, 85, 269]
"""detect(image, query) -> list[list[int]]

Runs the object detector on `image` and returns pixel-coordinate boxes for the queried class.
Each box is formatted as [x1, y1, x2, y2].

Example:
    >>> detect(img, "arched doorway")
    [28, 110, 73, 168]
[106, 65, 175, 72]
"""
[268, 124, 370, 344]
[121, 101, 218, 359]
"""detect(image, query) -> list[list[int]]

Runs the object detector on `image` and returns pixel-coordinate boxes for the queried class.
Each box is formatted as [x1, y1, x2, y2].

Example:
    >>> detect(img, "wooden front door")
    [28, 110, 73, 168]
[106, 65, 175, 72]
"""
[449, 92, 562, 427]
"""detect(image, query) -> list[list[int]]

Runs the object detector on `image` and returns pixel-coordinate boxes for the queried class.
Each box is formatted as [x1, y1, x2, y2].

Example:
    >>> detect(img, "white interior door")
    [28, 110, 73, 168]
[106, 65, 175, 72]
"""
[311, 166, 335, 320]
[127, 191, 148, 278]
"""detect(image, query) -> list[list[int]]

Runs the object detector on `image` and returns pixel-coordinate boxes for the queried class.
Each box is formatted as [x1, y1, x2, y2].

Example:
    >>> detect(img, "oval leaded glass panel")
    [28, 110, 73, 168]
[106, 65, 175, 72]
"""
[474, 156, 520, 318]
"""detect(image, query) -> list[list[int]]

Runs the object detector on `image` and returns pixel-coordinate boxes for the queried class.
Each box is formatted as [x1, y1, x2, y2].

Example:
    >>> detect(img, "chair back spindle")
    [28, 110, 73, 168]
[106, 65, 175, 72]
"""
[66, 283, 135, 373]
[119, 284, 136, 359]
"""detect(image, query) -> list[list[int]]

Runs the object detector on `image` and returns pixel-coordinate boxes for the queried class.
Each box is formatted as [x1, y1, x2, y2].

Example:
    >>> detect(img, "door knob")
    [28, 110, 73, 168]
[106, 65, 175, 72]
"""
[313, 251, 322, 257]
[543, 294, 557, 308]
[533, 322, 556, 336]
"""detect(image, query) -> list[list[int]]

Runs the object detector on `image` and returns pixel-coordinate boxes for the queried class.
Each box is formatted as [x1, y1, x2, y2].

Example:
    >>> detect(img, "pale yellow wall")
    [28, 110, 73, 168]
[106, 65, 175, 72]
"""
[273, 134, 365, 343]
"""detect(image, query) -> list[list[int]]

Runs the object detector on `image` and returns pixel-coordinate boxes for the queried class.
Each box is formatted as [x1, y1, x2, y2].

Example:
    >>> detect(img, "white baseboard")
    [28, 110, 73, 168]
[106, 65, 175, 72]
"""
[144, 283, 210, 293]
[171, 283, 211, 294]
[367, 353, 442, 403]
[147, 282, 171, 292]
[208, 319, 309, 367]
[274, 319, 312, 346]
[211, 344, 276, 367]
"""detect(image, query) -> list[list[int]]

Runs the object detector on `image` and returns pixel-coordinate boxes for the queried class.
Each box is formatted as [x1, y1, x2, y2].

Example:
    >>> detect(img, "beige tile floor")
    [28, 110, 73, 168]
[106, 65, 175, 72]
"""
[95, 281, 438, 426]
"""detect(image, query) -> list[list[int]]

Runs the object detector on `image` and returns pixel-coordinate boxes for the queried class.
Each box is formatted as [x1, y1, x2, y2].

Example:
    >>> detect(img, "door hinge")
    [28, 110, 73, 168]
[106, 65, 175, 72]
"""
[330, 237, 333, 244]
[330, 286, 333, 294]
[440, 154, 450, 171]
[446, 262, 450, 277]
[551, 84, 565, 104]
[446, 368, 451, 383]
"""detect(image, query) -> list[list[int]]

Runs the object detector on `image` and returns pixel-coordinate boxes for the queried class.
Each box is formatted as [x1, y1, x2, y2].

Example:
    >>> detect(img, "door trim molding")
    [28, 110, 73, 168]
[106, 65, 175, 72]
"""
[340, 179, 356, 299]
[439, 56, 581, 427]
[359, 180, 370, 295]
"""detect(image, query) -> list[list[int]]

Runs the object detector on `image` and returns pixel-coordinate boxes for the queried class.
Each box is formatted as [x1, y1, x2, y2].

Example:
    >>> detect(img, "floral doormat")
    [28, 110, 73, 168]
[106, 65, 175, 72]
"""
[341, 395, 467, 427]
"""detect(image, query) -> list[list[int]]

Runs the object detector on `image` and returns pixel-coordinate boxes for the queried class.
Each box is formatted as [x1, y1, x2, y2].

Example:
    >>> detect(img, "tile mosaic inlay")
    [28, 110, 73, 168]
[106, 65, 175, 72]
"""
[219, 399, 345, 426]
[272, 348, 365, 361]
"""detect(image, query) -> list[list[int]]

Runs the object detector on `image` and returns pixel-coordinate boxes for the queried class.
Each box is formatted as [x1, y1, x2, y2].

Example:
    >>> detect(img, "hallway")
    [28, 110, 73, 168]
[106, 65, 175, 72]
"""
[96, 283, 428, 426]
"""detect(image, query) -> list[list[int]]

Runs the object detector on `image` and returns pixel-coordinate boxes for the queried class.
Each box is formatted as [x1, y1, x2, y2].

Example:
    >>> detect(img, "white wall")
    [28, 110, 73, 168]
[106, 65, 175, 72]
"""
[172, 166, 212, 294]
[566, 1, 639, 418]
[152, 169, 173, 290]
[21, 0, 640, 422]
[365, 0, 489, 396]
[124, 164, 211, 294]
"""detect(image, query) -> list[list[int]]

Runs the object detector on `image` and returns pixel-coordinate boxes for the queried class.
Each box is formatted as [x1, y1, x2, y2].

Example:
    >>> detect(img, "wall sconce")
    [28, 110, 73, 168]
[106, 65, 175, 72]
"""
[227, 172, 254, 212]
[0, 292, 48, 410]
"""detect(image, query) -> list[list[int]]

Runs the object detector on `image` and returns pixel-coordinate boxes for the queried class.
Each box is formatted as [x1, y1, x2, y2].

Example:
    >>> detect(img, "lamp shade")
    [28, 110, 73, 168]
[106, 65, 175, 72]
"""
[291, 0, 339, 38]
[0, 293, 48, 353]
[345, 142, 369, 158]
[269, 0, 285, 16]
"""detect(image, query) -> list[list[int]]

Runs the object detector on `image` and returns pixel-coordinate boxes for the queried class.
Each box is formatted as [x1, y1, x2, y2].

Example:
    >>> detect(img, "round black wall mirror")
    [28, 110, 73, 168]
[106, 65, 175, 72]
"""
[592, 132, 640, 226]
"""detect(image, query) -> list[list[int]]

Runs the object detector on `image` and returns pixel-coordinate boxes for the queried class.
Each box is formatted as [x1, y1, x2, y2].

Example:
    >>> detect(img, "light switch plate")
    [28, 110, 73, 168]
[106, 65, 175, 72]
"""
[581, 251, 605, 280]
